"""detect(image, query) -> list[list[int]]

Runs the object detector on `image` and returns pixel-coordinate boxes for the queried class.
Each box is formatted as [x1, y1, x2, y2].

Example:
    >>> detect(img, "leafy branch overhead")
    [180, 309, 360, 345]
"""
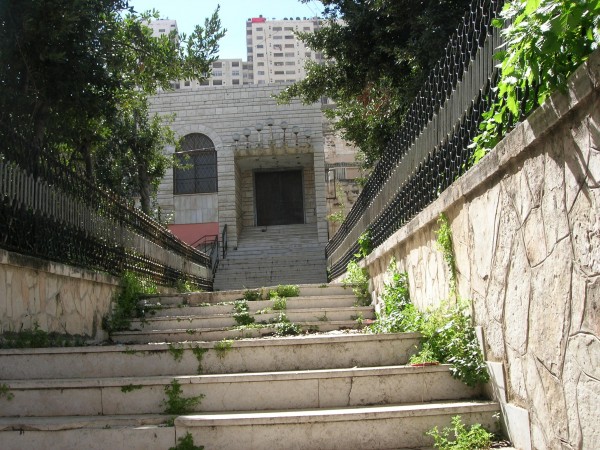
[279, 0, 472, 167]
[470, 0, 600, 163]
[0, 0, 225, 215]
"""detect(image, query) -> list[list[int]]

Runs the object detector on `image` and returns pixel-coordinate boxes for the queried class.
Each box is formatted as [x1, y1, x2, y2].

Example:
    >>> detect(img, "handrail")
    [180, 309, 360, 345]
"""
[0, 126, 214, 290]
[221, 224, 228, 260]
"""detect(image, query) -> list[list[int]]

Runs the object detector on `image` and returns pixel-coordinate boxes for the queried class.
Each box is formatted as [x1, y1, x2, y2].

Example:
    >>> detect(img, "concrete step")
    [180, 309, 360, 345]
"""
[144, 295, 361, 317]
[175, 401, 500, 450]
[0, 415, 174, 450]
[110, 320, 371, 344]
[1, 365, 483, 417]
[132, 307, 374, 330]
[145, 284, 352, 307]
[0, 333, 421, 379]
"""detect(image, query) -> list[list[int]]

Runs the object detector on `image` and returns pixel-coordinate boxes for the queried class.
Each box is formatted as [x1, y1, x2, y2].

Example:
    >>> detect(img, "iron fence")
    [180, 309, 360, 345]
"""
[0, 130, 213, 290]
[326, 0, 505, 279]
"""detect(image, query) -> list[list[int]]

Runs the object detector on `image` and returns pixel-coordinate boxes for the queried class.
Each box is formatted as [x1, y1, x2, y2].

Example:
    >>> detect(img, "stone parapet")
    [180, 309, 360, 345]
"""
[362, 50, 600, 449]
[0, 249, 119, 342]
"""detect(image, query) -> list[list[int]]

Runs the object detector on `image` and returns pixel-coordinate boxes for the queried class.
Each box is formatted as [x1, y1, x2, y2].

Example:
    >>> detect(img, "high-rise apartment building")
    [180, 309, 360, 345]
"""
[149, 15, 324, 89]
[246, 15, 324, 85]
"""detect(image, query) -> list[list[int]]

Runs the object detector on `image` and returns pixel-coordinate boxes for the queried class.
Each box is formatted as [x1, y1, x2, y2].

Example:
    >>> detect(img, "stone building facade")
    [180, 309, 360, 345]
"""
[150, 84, 329, 249]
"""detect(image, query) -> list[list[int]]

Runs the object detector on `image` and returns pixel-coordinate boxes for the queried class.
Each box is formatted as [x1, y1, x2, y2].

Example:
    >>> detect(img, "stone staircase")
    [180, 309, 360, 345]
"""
[213, 224, 327, 290]
[0, 284, 500, 449]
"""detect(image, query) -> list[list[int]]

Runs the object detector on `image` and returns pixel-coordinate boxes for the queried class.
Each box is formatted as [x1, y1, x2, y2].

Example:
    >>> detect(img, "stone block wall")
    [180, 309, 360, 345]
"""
[362, 52, 600, 449]
[0, 249, 118, 342]
[150, 84, 329, 247]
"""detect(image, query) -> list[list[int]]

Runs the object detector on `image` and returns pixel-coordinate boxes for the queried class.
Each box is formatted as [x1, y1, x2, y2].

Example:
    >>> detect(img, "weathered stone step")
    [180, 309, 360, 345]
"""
[143, 295, 360, 316]
[0, 333, 421, 379]
[0, 415, 174, 450]
[145, 284, 352, 306]
[0, 365, 484, 417]
[111, 320, 370, 344]
[175, 401, 500, 450]
[132, 307, 374, 330]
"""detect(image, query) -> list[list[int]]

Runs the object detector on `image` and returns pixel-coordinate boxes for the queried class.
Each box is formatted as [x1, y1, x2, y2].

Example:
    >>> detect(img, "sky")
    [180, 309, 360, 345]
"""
[128, 0, 325, 59]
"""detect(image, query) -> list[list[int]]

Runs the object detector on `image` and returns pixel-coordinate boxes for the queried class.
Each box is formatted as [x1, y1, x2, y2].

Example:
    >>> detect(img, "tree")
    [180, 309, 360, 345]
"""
[0, 0, 225, 214]
[277, 0, 472, 167]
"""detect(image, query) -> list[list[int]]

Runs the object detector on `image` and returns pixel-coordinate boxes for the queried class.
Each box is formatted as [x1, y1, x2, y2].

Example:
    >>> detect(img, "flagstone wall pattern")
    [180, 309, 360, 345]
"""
[364, 52, 599, 450]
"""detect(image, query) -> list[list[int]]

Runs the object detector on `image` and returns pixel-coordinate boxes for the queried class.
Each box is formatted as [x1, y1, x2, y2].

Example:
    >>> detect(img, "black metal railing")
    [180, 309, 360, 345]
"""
[326, 0, 505, 279]
[0, 130, 214, 290]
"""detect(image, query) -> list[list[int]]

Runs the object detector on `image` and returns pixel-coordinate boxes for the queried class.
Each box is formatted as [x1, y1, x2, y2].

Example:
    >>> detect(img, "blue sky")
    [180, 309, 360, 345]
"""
[129, 0, 325, 59]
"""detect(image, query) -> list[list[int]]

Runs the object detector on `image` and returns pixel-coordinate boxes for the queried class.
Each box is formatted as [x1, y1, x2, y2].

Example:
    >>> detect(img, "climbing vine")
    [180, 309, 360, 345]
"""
[471, 0, 600, 163]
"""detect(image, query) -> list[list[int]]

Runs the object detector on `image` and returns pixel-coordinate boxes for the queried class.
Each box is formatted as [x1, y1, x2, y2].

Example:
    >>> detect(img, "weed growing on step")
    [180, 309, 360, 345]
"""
[317, 313, 329, 322]
[242, 289, 261, 301]
[120, 384, 143, 393]
[343, 260, 371, 306]
[103, 271, 158, 332]
[167, 343, 185, 362]
[0, 383, 14, 401]
[233, 300, 255, 326]
[162, 379, 204, 415]
[169, 432, 204, 450]
[270, 285, 300, 298]
[272, 313, 301, 336]
[370, 260, 488, 387]
[352, 313, 364, 327]
[272, 295, 287, 311]
[191, 346, 209, 374]
[0, 322, 86, 348]
[214, 339, 233, 359]
[427, 415, 493, 450]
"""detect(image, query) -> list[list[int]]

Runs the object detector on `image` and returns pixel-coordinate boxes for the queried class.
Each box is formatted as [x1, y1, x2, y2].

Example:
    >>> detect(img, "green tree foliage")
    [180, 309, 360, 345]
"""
[277, 0, 472, 167]
[0, 0, 225, 214]
[471, 0, 600, 163]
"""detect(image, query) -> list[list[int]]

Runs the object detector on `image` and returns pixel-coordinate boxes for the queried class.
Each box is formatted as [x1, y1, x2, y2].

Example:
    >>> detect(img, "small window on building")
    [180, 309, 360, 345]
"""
[285, 52, 294, 57]
[200, 80, 209, 86]
[285, 61, 296, 66]
[258, 70, 265, 75]
[257, 62, 265, 66]
[274, 52, 283, 57]
[303, 26, 311, 31]
[232, 70, 240, 76]
[274, 70, 284, 75]
[286, 70, 295, 74]
[256, 27, 263, 31]
[257, 53, 264, 57]
[159, 28, 166, 33]
[258, 80, 265, 84]
[285, 44, 295, 48]
[184, 80, 190, 86]
[305, 52, 312, 58]
[274, 35, 282, 40]
[285, 35, 294, 39]
[273, 26, 282, 31]
[232, 61, 240, 67]
[256, 35, 263, 40]
[213, 62, 222, 68]
[174, 134, 217, 194]
[212, 80, 222, 85]
[256, 44, 264, 49]
[284, 27, 294, 31]
[232, 79, 240, 85]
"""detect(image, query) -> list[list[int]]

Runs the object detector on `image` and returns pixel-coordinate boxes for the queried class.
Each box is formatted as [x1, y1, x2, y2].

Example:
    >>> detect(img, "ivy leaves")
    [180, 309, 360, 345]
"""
[471, 0, 600, 163]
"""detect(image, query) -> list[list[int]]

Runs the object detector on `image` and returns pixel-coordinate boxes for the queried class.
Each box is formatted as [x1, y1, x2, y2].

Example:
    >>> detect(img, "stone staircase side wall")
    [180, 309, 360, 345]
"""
[0, 249, 119, 342]
[358, 51, 600, 450]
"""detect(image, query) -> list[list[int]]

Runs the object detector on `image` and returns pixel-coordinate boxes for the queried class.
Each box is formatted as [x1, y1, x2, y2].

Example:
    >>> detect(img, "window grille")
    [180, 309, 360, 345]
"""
[174, 134, 217, 194]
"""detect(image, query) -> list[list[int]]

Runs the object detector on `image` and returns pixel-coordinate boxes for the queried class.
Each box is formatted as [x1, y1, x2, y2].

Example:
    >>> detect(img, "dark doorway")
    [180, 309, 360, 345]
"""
[255, 170, 304, 226]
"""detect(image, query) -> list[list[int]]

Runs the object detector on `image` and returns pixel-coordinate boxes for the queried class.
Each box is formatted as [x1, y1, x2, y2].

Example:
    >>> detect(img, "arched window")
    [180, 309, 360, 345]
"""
[174, 133, 217, 194]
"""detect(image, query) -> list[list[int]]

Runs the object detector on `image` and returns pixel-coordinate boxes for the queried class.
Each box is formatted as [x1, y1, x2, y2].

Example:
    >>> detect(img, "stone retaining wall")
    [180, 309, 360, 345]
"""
[362, 52, 599, 449]
[0, 249, 119, 342]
